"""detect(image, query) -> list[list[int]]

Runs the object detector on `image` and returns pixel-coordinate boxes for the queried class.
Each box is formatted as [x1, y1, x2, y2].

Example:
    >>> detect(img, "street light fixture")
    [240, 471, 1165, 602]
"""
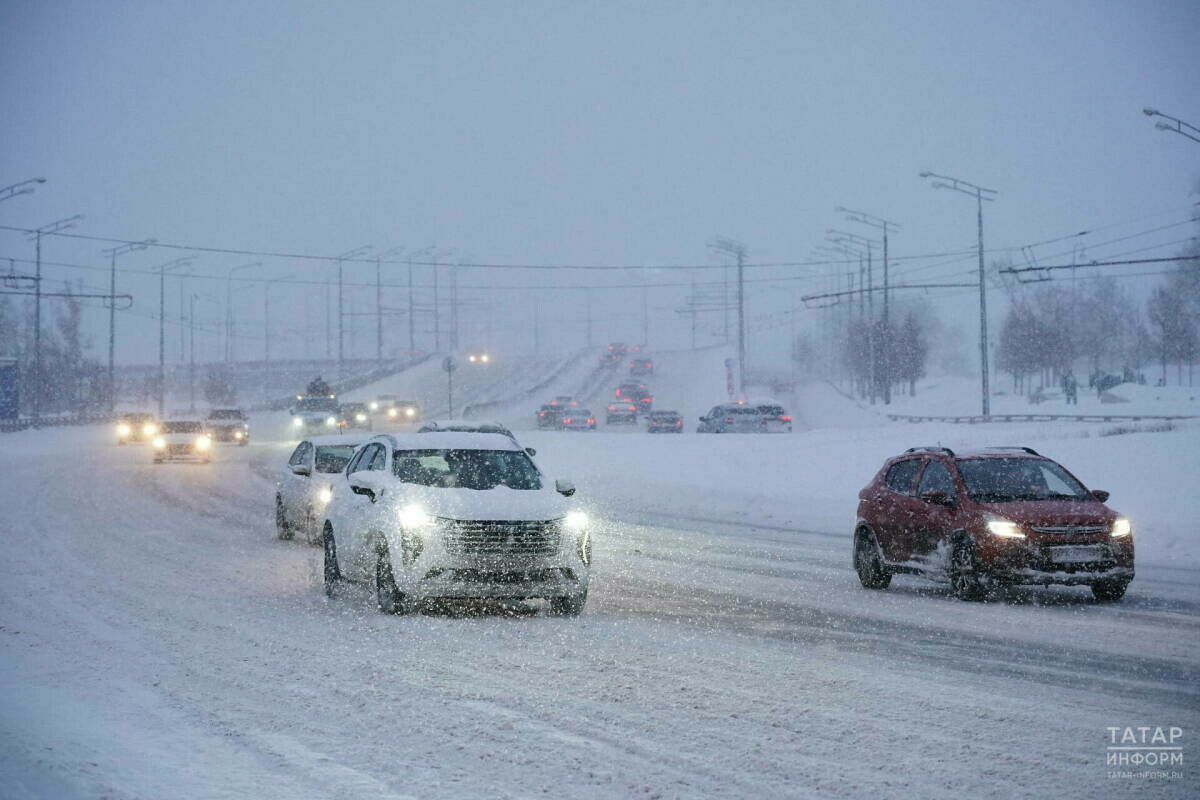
[836, 208, 900, 404]
[1142, 107, 1200, 144]
[920, 170, 997, 417]
[0, 177, 47, 203]
[707, 237, 748, 395]
[155, 257, 196, 418]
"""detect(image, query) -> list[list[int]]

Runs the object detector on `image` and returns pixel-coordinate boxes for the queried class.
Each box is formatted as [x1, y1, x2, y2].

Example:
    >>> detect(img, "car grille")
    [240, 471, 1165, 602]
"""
[1030, 525, 1108, 536]
[442, 520, 561, 557]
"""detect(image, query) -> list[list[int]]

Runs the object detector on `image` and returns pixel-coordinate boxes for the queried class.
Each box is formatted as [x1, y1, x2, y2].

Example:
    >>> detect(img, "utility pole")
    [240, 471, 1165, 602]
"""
[30, 215, 84, 424]
[708, 237, 748, 394]
[100, 237, 152, 412]
[921, 171, 998, 417]
[825, 233, 878, 403]
[837, 208, 899, 404]
[450, 264, 460, 350]
[335, 245, 372, 381]
[156, 257, 195, 418]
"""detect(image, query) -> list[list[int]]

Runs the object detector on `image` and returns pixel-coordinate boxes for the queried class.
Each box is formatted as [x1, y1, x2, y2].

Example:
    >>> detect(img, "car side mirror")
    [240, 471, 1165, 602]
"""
[555, 479, 576, 497]
[1091, 489, 1110, 503]
[349, 471, 382, 501]
[698, 416, 707, 423]
[290, 463, 311, 477]
[921, 489, 952, 506]
[525, 447, 537, 457]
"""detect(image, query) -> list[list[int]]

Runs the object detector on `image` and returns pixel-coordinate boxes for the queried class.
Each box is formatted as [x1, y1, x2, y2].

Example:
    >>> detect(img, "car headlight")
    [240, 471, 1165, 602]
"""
[1111, 517, 1131, 537]
[404, 407, 415, 417]
[388, 408, 398, 418]
[234, 431, 244, 439]
[292, 417, 303, 427]
[143, 423, 158, 436]
[398, 505, 433, 529]
[355, 413, 366, 422]
[117, 423, 131, 437]
[985, 517, 1025, 539]
[564, 510, 588, 531]
[195, 436, 211, 450]
[325, 416, 337, 426]
[480, 354, 489, 363]
[152, 437, 166, 449]
[318, 487, 333, 504]
[369, 401, 379, 411]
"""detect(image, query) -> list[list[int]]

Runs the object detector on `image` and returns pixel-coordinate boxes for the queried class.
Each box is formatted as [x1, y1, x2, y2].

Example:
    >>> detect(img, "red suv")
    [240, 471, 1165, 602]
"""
[853, 446, 1134, 601]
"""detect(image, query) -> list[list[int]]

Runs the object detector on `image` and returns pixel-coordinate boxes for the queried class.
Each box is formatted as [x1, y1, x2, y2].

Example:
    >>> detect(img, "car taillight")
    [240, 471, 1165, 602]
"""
[642, 397, 651, 402]
[563, 418, 572, 424]
[781, 415, 792, 422]
[724, 417, 734, 424]
[587, 418, 595, 424]
[538, 412, 545, 417]
[675, 420, 682, 425]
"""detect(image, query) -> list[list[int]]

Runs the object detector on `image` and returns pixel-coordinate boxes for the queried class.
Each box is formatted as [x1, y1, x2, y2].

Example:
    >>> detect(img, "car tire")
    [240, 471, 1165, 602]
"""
[1091, 579, 1129, 602]
[375, 544, 416, 615]
[239, 439, 248, 447]
[275, 495, 294, 540]
[853, 528, 892, 589]
[322, 526, 340, 597]
[950, 539, 989, 601]
[549, 591, 587, 616]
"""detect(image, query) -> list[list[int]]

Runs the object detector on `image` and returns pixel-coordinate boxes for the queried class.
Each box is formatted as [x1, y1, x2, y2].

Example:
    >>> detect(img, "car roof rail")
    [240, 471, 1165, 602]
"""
[985, 446, 1041, 456]
[904, 446, 956, 457]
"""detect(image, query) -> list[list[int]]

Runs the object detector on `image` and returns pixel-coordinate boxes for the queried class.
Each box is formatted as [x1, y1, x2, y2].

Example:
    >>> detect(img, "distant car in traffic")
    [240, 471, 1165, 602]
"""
[560, 409, 596, 431]
[601, 342, 626, 364]
[206, 407, 250, 445]
[277, 435, 364, 544]
[646, 410, 683, 433]
[605, 401, 638, 424]
[629, 358, 654, 376]
[697, 403, 764, 433]
[466, 351, 491, 364]
[291, 395, 340, 434]
[536, 404, 565, 430]
[115, 412, 158, 445]
[337, 402, 373, 431]
[320, 432, 589, 615]
[152, 420, 212, 463]
[377, 398, 420, 423]
[853, 446, 1135, 602]
[754, 404, 793, 433]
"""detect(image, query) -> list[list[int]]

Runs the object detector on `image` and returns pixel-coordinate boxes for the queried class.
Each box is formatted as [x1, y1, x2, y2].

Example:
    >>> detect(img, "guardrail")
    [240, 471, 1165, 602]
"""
[887, 412, 1196, 424]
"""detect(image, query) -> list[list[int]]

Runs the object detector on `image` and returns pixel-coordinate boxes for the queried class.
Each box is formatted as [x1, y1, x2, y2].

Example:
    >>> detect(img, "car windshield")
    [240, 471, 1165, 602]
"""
[957, 458, 1091, 502]
[757, 406, 785, 416]
[161, 421, 204, 433]
[315, 445, 357, 473]
[296, 398, 337, 412]
[392, 448, 542, 490]
[208, 409, 244, 420]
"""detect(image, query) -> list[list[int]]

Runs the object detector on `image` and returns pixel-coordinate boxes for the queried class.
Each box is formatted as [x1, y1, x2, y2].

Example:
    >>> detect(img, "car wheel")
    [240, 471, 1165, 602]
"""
[322, 526, 340, 597]
[548, 591, 587, 616]
[375, 544, 416, 615]
[853, 529, 892, 589]
[950, 539, 988, 601]
[1091, 579, 1130, 602]
[275, 494, 294, 540]
[239, 439, 248, 447]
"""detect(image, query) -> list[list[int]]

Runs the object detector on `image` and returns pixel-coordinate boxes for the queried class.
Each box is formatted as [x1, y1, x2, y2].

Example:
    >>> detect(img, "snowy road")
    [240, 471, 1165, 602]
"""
[2, 423, 1197, 799]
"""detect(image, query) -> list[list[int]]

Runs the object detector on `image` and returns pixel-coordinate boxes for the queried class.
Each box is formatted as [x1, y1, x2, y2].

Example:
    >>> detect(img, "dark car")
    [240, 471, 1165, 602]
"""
[646, 410, 683, 433]
[697, 403, 762, 433]
[601, 342, 627, 364]
[755, 404, 793, 433]
[605, 401, 638, 424]
[115, 412, 159, 445]
[337, 402, 373, 431]
[853, 446, 1134, 602]
[560, 408, 596, 431]
[629, 358, 654, 376]
[536, 404, 565, 430]
[206, 408, 250, 445]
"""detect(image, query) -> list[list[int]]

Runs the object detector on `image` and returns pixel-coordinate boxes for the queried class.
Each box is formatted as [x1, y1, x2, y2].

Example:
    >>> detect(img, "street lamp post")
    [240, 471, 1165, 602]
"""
[0, 177, 46, 203]
[820, 238, 876, 402]
[28, 215, 84, 424]
[225, 262, 261, 364]
[1142, 108, 1200, 144]
[156, 257, 195, 418]
[921, 170, 998, 417]
[836, 208, 899, 404]
[335, 245, 372, 380]
[100, 238, 153, 412]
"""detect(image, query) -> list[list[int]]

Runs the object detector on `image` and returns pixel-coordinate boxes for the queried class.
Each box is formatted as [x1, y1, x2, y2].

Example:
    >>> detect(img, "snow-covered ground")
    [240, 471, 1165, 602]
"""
[1, 355, 1197, 799]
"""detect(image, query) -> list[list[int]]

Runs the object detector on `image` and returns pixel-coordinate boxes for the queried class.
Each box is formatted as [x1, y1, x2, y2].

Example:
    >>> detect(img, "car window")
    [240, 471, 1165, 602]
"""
[392, 448, 542, 490]
[315, 445, 355, 473]
[345, 446, 370, 475]
[917, 461, 956, 500]
[957, 458, 1091, 502]
[367, 445, 387, 471]
[288, 443, 308, 466]
[884, 459, 921, 495]
[162, 421, 204, 433]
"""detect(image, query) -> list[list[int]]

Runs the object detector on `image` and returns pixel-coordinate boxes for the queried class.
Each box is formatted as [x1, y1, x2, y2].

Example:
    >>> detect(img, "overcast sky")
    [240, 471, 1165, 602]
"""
[2, 0, 1198, 367]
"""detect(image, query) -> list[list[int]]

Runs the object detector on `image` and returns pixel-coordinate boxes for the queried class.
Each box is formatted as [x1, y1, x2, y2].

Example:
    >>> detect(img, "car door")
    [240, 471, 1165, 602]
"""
[343, 443, 389, 579]
[872, 458, 922, 562]
[282, 441, 313, 525]
[911, 459, 959, 567]
[325, 444, 372, 574]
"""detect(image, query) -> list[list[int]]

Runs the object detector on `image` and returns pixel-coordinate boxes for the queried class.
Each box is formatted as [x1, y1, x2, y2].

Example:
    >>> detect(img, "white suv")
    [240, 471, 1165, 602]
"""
[320, 432, 590, 615]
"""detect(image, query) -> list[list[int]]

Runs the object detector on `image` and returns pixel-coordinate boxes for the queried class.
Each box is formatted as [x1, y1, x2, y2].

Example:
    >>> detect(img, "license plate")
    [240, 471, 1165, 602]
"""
[1049, 545, 1107, 564]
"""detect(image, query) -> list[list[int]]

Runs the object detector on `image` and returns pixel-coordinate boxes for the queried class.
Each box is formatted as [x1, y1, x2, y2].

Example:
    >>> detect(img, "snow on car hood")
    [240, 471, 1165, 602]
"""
[975, 499, 1115, 527]
[387, 483, 567, 522]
